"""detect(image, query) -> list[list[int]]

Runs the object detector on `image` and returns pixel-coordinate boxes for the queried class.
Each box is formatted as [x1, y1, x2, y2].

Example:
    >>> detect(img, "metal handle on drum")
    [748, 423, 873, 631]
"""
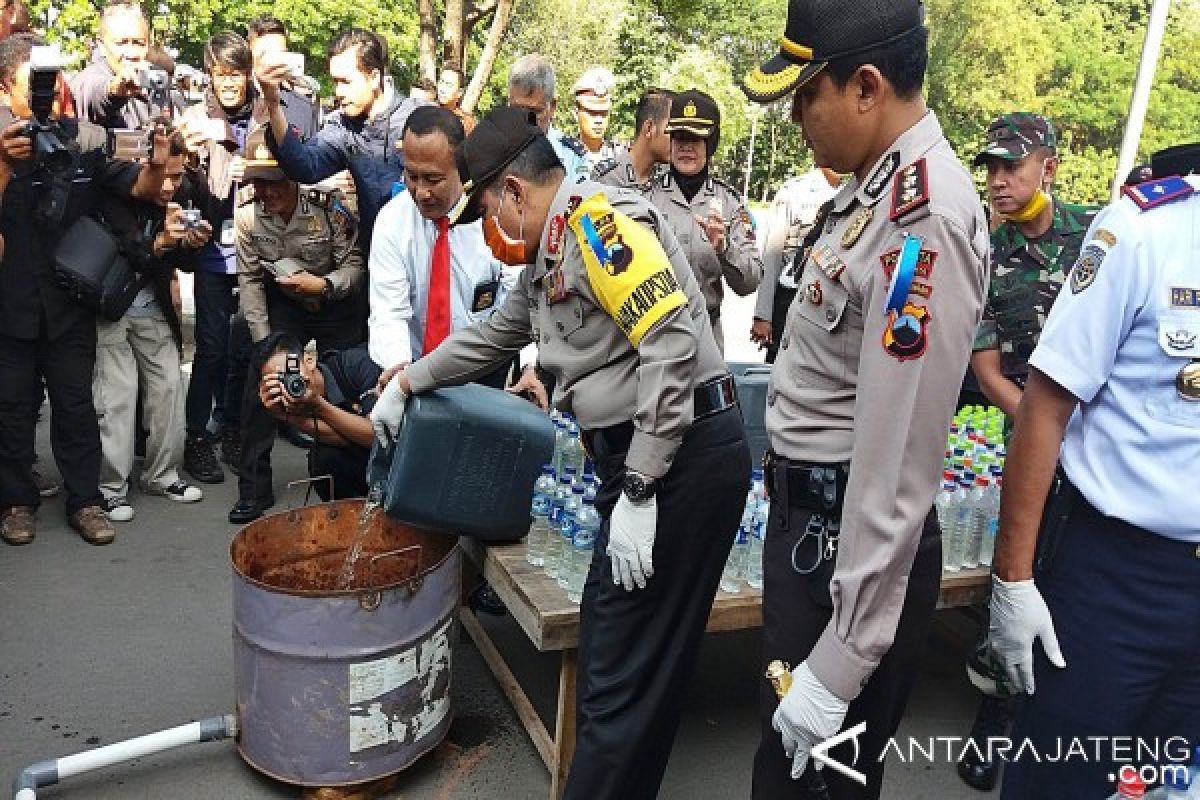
[358, 545, 424, 611]
[285, 475, 335, 512]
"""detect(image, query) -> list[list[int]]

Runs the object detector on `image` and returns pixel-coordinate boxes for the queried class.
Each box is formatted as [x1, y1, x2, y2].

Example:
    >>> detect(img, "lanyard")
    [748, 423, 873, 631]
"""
[884, 232, 923, 315]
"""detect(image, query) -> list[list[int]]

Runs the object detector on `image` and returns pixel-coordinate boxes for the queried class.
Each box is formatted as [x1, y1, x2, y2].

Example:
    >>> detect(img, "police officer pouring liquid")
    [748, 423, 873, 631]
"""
[987, 146, 1200, 800]
[741, 1, 988, 797]
[643, 89, 762, 354]
[372, 106, 751, 800]
[229, 127, 365, 523]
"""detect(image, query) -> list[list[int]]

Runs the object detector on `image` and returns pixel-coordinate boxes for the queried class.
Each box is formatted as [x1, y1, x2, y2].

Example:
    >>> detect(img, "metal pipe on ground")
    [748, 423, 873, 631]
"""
[11, 714, 237, 799]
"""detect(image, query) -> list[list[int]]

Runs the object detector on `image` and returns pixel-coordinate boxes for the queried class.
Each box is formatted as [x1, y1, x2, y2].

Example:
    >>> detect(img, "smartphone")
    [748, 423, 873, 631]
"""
[278, 52, 305, 80]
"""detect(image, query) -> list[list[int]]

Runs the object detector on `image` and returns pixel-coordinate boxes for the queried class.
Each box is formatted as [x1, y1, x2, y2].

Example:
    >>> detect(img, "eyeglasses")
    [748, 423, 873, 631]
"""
[210, 71, 248, 84]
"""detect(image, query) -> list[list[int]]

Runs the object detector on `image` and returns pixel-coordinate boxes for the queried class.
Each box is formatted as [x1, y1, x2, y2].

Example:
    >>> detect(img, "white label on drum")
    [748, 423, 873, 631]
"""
[348, 617, 454, 754]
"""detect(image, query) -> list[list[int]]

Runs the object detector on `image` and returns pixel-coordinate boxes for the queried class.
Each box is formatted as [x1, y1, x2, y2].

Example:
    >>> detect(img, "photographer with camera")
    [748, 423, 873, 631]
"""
[230, 128, 365, 523]
[0, 33, 171, 546]
[173, 31, 260, 486]
[253, 334, 380, 502]
[93, 132, 212, 522]
[69, 2, 160, 130]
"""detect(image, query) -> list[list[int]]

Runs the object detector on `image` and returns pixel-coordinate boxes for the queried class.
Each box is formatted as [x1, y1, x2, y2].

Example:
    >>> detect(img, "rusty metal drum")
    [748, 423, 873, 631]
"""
[230, 497, 460, 787]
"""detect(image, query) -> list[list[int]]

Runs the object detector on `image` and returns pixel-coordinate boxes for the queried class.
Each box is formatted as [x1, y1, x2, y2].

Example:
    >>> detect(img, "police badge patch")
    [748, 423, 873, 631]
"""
[883, 302, 931, 361]
[1069, 243, 1107, 294]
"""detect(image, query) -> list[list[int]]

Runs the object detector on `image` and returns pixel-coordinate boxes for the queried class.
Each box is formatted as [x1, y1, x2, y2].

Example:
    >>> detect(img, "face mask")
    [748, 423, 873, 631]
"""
[483, 189, 528, 265]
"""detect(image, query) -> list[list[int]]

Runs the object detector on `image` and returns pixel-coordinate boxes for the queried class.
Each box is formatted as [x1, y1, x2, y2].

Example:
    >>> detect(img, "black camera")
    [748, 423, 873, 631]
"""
[279, 353, 308, 399]
[26, 46, 71, 174]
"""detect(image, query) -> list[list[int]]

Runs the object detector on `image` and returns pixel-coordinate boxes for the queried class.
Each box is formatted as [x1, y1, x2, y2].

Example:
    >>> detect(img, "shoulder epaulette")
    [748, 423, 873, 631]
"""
[1122, 176, 1195, 212]
[559, 134, 587, 158]
[888, 158, 930, 222]
[591, 157, 618, 178]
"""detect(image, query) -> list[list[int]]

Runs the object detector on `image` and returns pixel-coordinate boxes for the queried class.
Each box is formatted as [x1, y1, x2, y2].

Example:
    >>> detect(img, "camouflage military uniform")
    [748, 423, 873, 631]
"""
[972, 197, 1100, 381]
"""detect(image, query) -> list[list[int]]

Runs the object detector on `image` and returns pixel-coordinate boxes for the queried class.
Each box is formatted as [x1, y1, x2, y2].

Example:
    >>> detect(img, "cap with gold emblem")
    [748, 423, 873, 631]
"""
[242, 127, 288, 182]
[664, 89, 721, 150]
[742, 0, 926, 104]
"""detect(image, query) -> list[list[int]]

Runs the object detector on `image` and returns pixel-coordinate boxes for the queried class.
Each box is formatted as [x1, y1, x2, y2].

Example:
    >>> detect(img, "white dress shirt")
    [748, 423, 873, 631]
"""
[368, 191, 509, 368]
[1029, 175, 1200, 541]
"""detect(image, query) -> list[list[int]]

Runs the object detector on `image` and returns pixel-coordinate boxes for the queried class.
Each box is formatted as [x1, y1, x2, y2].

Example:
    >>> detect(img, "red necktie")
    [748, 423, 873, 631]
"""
[423, 216, 451, 354]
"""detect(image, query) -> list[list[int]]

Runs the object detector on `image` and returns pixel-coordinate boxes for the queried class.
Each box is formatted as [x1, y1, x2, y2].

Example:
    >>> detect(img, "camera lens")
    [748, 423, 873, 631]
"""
[282, 373, 307, 399]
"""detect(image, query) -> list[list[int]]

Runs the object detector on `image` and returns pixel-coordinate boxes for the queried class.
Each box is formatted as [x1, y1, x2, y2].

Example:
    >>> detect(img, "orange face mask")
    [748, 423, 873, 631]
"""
[483, 191, 528, 265]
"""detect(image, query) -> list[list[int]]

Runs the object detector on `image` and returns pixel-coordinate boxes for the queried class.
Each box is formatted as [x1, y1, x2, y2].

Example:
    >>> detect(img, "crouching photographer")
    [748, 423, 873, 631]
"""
[0, 34, 170, 546]
[254, 334, 380, 502]
[93, 131, 213, 523]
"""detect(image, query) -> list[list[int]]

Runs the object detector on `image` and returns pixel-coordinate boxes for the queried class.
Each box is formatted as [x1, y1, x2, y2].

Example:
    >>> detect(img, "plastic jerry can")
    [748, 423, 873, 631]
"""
[371, 384, 556, 542]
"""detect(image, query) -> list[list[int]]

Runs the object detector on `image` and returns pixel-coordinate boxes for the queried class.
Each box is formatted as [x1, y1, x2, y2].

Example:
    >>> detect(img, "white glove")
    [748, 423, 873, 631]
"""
[988, 574, 1066, 695]
[371, 373, 410, 447]
[606, 494, 657, 591]
[773, 661, 849, 780]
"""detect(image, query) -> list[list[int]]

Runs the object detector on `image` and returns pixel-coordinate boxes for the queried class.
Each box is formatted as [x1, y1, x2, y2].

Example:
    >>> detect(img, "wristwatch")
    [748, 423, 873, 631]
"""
[622, 469, 659, 504]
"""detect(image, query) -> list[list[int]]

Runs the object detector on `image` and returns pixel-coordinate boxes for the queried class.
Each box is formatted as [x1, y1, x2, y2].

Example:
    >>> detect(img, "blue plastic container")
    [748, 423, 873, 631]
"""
[372, 384, 556, 542]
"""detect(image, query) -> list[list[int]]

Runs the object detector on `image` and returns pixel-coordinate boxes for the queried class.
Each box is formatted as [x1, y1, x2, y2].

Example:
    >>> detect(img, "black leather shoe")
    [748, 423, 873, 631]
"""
[228, 496, 275, 525]
[184, 434, 224, 484]
[957, 694, 1012, 791]
[468, 582, 507, 616]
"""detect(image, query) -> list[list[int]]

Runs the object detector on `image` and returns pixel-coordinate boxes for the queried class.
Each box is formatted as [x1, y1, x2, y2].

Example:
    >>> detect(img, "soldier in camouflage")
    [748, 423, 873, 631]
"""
[970, 113, 1099, 417]
[958, 112, 1099, 793]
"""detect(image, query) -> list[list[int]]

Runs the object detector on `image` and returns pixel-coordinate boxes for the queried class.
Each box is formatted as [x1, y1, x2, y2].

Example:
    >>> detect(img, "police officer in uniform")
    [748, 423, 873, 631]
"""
[230, 128, 366, 522]
[957, 111, 1099, 792]
[372, 106, 750, 800]
[988, 146, 1200, 800]
[741, 1, 989, 797]
[571, 67, 623, 172]
[643, 89, 762, 354]
[592, 88, 672, 191]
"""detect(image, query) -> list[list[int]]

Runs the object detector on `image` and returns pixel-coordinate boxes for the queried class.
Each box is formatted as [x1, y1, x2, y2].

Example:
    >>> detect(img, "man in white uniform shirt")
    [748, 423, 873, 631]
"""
[369, 106, 515, 388]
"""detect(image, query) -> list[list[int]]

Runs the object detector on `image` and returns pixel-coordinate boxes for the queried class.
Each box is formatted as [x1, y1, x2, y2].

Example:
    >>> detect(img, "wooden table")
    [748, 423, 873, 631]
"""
[458, 539, 991, 800]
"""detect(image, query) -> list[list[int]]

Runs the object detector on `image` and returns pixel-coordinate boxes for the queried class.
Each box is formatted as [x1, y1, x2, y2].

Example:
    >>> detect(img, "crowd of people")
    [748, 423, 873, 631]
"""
[0, 0, 1196, 799]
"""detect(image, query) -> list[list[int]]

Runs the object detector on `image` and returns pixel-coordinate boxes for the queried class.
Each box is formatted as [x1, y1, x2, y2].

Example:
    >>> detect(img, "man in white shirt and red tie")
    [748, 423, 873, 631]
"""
[369, 106, 517, 390]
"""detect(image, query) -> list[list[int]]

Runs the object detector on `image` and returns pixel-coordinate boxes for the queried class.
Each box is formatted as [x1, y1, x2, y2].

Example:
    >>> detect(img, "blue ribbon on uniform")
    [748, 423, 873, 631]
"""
[578, 215, 610, 265]
[885, 233, 923, 315]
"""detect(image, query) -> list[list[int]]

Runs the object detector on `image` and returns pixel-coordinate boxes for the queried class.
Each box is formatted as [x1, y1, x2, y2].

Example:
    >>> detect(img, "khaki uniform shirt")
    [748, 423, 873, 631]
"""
[766, 112, 989, 701]
[591, 148, 665, 191]
[643, 173, 763, 351]
[235, 187, 364, 342]
[406, 178, 726, 478]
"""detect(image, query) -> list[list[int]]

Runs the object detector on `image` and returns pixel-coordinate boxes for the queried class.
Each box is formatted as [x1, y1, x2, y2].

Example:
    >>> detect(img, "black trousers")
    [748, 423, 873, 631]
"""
[0, 320, 103, 516]
[1001, 492, 1200, 800]
[751, 504, 942, 800]
[237, 294, 366, 502]
[307, 443, 368, 501]
[564, 408, 751, 800]
[764, 286, 797, 365]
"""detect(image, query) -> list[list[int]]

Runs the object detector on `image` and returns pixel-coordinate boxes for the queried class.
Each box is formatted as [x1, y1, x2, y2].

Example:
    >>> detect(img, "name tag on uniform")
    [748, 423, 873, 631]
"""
[472, 279, 500, 313]
[1170, 287, 1200, 310]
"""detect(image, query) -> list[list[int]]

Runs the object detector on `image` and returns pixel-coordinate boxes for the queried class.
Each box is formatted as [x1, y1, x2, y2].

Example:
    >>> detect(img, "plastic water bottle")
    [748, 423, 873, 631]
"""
[544, 468, 576, 580]
[980, 473, 1001, 567]
[962, 476, 990, 569]
[557, 486, 584, 590]
[934, 471, 959, 573]
[746, 497, 767, 591]
[551, 420, 567, 479]
[527, 464, 556, 567]
[720, 527, 747, 593]
[567, 498, 600, 603]
[564, 422, 587, 478]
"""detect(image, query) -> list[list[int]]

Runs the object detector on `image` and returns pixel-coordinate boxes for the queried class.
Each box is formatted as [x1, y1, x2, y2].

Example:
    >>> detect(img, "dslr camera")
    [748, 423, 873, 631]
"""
[278, 353, 308, 399]
[26, 45, 71, 174]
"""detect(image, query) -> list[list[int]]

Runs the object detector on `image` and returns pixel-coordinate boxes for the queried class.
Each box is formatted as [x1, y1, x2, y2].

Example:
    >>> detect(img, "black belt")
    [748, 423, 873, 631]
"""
[583, 374, 739, 457]
[763, 450, 849, 516]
